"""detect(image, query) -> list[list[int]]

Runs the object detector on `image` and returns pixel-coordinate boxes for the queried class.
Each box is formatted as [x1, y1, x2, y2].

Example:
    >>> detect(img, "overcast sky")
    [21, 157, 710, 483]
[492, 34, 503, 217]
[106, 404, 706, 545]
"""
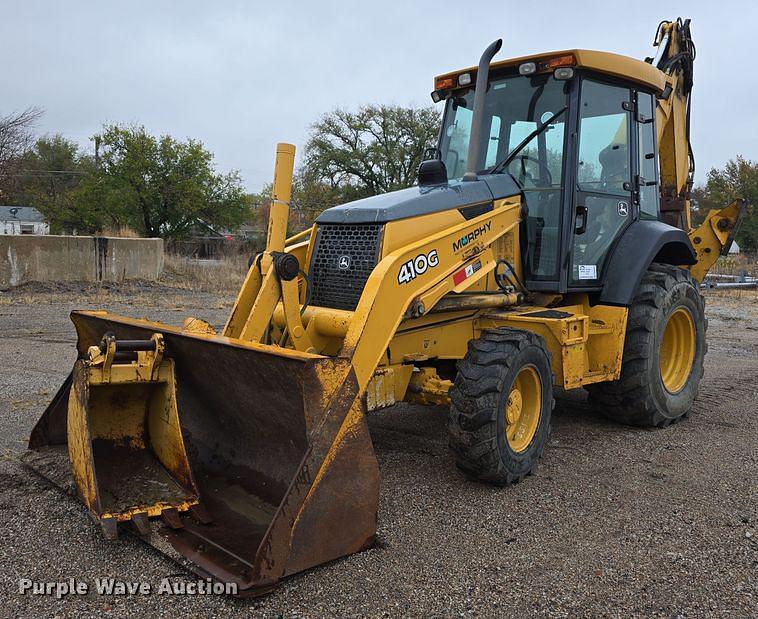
[2, 0, 756, 191]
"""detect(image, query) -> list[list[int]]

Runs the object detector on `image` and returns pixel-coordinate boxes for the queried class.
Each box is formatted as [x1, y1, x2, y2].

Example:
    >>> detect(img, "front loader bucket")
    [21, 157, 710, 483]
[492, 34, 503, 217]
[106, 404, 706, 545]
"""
[26, 310, 380, 596]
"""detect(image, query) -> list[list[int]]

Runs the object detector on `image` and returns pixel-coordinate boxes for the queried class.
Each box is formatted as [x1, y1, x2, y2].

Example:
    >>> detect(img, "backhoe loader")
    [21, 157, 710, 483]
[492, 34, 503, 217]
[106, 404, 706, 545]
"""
[24, 18, 745, 595]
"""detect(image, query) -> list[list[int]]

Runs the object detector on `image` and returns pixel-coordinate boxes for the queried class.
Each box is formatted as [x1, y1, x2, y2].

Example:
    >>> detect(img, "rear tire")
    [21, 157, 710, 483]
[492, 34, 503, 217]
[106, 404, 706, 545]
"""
[448, 328, 554, 485]
[587, 263, 706, 427]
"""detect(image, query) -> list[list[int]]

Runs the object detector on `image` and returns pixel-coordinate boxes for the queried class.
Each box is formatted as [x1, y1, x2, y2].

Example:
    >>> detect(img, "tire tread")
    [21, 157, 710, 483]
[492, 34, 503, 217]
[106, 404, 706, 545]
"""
[587, 263, 706, 427]
[449, 328, 554, 485]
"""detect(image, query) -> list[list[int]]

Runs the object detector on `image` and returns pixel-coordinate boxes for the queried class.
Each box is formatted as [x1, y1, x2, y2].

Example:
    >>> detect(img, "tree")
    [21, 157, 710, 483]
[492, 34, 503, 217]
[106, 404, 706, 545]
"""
[10, 135, 98, 233]
[0, 107, 43, 166]
[692, 156, 758, 252]
[303, 104, 441, 201]
[245, 105, 440, 234]
[79, 125, 248, 238]
[0, 107, 44, 201]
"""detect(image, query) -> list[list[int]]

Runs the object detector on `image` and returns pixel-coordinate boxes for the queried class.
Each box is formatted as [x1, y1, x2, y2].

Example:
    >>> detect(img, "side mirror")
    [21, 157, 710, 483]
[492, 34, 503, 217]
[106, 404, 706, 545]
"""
[422, 147, 441, 160]
[418, 159, 448, 186]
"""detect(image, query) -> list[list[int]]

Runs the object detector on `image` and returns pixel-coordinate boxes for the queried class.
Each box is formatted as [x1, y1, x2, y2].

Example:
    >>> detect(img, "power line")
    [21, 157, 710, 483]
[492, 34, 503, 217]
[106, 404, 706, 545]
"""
[0, 169, 87, 177]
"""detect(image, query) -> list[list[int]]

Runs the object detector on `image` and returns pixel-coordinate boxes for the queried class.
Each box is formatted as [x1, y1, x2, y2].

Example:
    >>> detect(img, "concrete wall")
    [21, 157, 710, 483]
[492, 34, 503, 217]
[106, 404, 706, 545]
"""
[0, 235, 163, 289]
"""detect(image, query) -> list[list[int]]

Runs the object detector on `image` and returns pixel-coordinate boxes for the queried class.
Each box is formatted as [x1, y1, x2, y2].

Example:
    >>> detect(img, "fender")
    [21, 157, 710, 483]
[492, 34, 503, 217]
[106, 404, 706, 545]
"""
[599, 220, 696, 306]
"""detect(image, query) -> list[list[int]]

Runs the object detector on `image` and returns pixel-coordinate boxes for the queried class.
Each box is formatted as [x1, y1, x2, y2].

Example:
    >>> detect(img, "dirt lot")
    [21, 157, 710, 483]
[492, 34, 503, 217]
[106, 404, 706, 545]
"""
[0, 282, 755, 618]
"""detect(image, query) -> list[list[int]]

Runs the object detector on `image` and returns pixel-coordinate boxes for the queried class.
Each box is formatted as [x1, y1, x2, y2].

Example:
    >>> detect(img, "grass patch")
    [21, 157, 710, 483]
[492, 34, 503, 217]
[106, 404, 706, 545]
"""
[162, 253, 249, 294]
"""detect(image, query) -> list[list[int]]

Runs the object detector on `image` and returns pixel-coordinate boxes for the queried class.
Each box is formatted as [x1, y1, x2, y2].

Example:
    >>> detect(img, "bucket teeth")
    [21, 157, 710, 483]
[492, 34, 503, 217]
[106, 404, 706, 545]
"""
[63, 339, 200, 539]
[161, 509, 184, 530]
[100, 517, 118, 541]
[131, 512, 151, 536]
[30, 311, 382, 596]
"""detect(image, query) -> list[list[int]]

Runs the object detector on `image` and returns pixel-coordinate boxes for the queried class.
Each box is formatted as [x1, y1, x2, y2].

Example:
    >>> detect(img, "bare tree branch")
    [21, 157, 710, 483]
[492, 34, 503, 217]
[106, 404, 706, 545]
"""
[0, 106, 44, 166]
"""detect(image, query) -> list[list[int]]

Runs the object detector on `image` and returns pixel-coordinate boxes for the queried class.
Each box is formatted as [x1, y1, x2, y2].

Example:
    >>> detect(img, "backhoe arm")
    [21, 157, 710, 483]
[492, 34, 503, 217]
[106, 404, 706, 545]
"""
[653, 18, 696, 230]
[652, 19, 748, 279]
[688, 199, 747, 282]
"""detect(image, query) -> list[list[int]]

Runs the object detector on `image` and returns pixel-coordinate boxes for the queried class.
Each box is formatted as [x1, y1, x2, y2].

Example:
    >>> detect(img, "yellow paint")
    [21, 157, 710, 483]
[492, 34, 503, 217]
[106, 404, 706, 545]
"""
[281, 278, 313, 351]
[273, 304, 353, 338]
[505, 365, 541, 453]
[182, 317, 216, 335]
[67, 343, 198, 528]
[365, 366, 413, 411]
[390, 316, 475, 364]
[310, 359, 353, 413]
[382, 208, 465, 256]
[476, 295, 627, 389]
[491, 224, 522, 285]
[67, 362, 98, 510]
[688, 200, 746, 282]
[265, 143, 296, 257]
[286, 226, 313, 245]
[48, 27, 743, 572]
[583, 302, 629, 384]
[75, 310, 324, 361]
[655, 22, 691, 224]
[659, 307, 696, 393]
[239, 268, 282, 342]
[102, 499, 197, 522]
[225, 144, 310, 340]
[435, 48, 667, 94]
[342, 199, 522, 390]
[214, 141, 624, 414]
[405, 367, 452, 406]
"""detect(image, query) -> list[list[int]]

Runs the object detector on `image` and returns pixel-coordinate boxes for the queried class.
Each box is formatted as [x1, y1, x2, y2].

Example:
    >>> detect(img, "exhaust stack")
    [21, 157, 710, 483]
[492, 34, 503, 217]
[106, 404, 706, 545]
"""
[463, 38, 502, 182]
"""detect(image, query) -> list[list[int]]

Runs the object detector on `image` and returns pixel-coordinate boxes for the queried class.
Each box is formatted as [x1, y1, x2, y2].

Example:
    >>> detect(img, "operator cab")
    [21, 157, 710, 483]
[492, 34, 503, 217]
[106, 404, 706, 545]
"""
[435, 50, 663, 293]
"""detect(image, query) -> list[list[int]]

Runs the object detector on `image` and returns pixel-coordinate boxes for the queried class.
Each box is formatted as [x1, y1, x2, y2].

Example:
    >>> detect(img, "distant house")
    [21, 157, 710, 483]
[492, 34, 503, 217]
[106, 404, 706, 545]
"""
[236, 222, 265, 245]
[187, 219, 232, 241]
[0, 206, 49, 235]
[728, 240, 740, 255]
[168, 219, 265, 258]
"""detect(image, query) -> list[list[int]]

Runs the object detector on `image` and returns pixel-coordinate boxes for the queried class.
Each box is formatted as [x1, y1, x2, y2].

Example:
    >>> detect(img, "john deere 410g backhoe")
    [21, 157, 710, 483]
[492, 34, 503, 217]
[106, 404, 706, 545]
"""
[25, 18, 745, 595]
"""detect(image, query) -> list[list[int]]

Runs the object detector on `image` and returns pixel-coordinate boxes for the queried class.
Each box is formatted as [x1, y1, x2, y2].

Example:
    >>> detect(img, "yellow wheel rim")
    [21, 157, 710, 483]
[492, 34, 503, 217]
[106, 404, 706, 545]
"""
[505, 365, 542, 453]
[659, 307, 696, 394]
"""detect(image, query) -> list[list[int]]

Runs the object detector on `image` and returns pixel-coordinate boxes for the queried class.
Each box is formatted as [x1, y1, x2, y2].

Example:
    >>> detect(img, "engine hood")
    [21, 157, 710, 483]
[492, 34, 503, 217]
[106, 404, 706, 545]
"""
[315, 175, 521, 225]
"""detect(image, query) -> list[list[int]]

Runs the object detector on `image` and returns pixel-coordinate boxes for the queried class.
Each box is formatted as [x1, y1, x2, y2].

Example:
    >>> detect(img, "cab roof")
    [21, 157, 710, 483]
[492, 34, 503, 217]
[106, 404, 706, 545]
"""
[435, 48, 667, 93]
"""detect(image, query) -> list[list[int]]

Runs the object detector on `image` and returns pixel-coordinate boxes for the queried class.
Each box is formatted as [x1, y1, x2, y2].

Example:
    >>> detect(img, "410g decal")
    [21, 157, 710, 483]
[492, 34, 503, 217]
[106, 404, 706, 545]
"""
[398, 249, 439, 284]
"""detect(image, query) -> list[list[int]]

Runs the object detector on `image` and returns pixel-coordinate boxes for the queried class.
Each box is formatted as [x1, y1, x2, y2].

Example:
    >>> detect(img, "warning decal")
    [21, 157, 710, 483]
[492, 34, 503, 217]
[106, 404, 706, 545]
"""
[453, 259, 482, 285]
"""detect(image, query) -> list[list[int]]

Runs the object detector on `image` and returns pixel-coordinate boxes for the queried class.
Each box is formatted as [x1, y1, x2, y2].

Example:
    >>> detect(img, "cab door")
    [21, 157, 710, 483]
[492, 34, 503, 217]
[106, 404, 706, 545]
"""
[568, 78, 635, 287]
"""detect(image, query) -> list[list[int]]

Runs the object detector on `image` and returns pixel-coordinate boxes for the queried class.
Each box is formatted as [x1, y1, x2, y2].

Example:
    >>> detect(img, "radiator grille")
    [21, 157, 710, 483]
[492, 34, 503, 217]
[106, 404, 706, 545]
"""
[309, 224, 383, 310]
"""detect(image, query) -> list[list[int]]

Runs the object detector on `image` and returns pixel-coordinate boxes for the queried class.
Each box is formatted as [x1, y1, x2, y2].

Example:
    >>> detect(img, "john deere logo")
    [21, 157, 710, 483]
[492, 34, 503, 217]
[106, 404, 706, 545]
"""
[338, 255, 351, 270]
[617, 201, 629, 217]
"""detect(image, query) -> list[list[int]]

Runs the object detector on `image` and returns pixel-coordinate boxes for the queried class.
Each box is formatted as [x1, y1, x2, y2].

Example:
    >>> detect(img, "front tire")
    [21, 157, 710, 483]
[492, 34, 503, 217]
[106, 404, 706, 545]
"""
[448, 328, 554, 485]
[587, 263, 707, 427]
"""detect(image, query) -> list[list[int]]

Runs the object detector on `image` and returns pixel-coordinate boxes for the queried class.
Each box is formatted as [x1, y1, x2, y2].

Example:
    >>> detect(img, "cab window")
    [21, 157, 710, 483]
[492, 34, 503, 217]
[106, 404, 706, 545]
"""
[577, 80, 631, 195]
[637, 92, 659, 219]
[570, 78, 633, 285]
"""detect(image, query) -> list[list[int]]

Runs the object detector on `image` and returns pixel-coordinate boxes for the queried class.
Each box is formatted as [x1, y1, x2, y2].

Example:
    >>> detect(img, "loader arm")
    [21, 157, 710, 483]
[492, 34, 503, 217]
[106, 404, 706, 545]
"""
[342, 200, 521, 390]
[230, 196, 522, 389]
[223, 144, 522, 389]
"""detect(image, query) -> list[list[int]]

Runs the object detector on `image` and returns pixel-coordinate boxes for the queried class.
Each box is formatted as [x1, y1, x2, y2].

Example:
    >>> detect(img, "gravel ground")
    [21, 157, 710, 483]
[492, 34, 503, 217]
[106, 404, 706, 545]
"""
[0, 282, 756, 618]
